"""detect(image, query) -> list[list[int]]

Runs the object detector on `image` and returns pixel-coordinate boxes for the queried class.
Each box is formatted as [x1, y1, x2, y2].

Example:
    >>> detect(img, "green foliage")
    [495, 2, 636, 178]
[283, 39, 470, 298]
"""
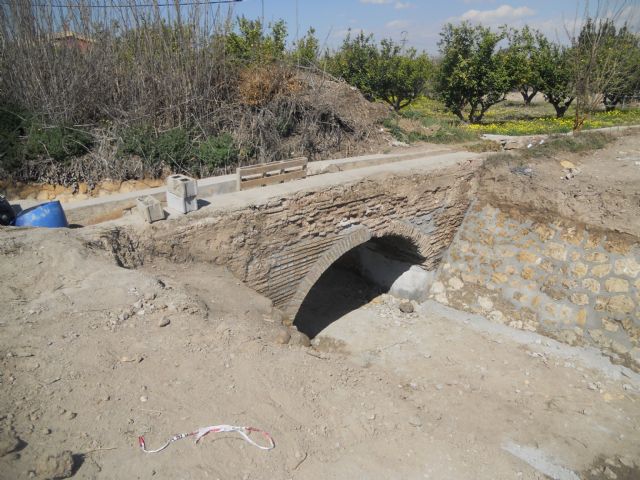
[0, 108, 26, 173]
[24, 123, 93, 163]
[155, 128, 191, 168]
[505, 26, 542, 105]
[376, 39, 433, 111]
[292, 27, 320, 66]
[327, 31, 379, 100]
[195, 134, 238, 170]
[327, 31, 432, 110]
[119, 126, 190, 171]
[226, 17, 288, 63]
[119, 126, 240, 175]
[536, 37, 575, 118]
[435, 22, 514, 123]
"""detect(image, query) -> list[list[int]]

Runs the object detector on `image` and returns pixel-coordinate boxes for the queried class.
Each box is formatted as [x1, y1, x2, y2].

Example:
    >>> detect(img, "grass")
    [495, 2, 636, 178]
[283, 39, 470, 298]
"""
[484, 131, 614, 168]
[468, 109, 640, 135]
[519, 132, 613, 158]
[400, 95, 640, 139]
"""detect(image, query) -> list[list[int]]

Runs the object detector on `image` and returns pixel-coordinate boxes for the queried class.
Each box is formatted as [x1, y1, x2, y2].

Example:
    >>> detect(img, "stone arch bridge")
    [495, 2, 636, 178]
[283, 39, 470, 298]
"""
[134, 153, 482, 319]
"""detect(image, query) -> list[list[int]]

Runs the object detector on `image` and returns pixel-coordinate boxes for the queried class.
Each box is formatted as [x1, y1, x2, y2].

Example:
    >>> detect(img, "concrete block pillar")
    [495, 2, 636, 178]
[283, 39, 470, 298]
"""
[166, 174, 198, 214]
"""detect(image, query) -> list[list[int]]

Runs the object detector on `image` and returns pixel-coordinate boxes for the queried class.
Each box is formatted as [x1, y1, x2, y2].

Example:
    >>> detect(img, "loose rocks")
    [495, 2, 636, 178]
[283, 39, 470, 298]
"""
[157, 317, 171, 327]
[399, 301, 414, 314]
[289, 329, 311, 347]
[36, 450, 75, 479]
[273, 327, 291, 345]
[0, 430, 20, 457]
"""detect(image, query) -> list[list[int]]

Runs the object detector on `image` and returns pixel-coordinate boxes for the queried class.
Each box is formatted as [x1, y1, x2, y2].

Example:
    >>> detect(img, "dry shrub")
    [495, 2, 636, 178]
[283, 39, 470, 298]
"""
[0, 1, 391, 184]
[238, 65, 302, 107]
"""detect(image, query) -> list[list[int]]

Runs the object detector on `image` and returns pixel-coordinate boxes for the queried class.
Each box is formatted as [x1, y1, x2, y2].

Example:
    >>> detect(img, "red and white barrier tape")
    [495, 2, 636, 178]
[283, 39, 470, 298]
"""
[138, 424, 275, 454]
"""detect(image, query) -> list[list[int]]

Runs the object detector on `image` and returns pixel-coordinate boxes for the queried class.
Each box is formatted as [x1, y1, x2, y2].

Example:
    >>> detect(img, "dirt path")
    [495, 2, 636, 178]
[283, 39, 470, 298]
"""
[1, 227, 638, 479]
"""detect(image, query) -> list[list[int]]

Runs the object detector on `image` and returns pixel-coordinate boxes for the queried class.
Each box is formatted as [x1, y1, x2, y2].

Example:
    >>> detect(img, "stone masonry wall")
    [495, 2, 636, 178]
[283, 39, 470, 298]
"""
[432, 202, 640, 369]
[138, 161, 480, 315]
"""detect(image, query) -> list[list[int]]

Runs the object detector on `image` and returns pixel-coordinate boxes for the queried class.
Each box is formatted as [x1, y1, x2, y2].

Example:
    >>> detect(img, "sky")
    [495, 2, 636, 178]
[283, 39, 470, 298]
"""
[225, 0, 640, 53]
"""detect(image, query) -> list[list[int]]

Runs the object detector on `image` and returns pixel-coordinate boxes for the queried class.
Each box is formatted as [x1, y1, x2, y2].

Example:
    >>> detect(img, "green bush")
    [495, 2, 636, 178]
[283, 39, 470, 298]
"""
[0, 108, 26, 173]
[24, 124, 93, 163]
[195, 134, 238, 170]
[155, 128, 190, 169]
[119, 126, 191, 171]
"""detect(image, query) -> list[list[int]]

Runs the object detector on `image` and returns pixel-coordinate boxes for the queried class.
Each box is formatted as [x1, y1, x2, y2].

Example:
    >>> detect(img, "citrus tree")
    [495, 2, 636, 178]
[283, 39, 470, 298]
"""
[328, 32, 432, 110]
[536, 37, 575, 118]
[506, 26, 542, 106]
[435, 22, 514, 123]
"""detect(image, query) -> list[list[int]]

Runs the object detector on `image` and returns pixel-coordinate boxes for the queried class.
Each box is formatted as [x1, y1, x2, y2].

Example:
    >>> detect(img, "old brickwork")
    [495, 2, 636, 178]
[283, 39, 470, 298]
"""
[141, 162, 479, 316]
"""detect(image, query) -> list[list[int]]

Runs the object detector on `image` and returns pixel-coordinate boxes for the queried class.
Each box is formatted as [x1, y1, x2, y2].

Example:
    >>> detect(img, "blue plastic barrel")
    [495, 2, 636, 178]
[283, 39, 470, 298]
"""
[14, 200, 69, 228]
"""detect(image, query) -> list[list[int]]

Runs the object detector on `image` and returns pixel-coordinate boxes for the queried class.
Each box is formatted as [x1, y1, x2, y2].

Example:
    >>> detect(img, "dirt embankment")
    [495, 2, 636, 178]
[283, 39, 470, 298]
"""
[479, 132, 640, 238]
[1, 227, 639, 480]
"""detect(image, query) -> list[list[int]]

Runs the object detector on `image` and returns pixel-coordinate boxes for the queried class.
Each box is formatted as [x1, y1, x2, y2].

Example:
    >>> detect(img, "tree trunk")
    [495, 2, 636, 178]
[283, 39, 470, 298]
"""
[453, 109, 466, 123]
[548, 96, 573, 119]
[553, 104, 568, 118]
[603, 94, 620, 112]
[520, 88, 538, 106]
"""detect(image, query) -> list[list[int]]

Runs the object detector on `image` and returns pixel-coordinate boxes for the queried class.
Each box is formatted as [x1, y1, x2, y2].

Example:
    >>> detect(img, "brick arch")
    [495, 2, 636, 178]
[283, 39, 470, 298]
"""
[374, 220, 434, 260]
[283, 227, 372, 318]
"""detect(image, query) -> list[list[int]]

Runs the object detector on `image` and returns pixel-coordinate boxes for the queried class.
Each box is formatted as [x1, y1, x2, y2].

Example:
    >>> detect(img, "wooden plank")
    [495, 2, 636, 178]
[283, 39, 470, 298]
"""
[239, 169, 306, 190]
[238, 157, 307, 178]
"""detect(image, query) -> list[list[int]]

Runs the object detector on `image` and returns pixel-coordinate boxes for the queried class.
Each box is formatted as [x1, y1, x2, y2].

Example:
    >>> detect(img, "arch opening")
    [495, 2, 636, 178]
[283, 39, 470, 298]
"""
[293, 234, 430, 338]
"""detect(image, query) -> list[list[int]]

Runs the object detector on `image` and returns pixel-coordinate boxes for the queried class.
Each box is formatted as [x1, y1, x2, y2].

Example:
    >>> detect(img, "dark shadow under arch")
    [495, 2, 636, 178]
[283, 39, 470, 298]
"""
[293, 234, 426, 338]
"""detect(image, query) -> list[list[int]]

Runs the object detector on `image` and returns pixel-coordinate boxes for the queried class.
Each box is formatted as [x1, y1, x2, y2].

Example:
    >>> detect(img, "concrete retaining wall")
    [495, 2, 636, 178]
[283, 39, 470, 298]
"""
[431, 202, 640, 368]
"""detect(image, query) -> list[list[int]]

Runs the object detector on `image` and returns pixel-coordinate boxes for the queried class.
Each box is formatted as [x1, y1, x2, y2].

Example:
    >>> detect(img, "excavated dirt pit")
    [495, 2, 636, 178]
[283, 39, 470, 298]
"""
[1, 133, 640, 479]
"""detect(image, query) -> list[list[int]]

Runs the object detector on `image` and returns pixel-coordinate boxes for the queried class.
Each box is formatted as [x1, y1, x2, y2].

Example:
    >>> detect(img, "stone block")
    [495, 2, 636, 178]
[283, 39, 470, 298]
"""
[166, 191, 198, 214]
[544, 242, 567, 261]
[561, 227, 584, 246]
[606, 295, 635, 314]
[614, 258, 640, 278]
[584, 233, 603, 249]
[521, 267, 535, 280]
[166, 174, 198, 198]
[491, 272, 508, 284]
[518, 250, 538, 263]
[571, 262, 588, 277]
[591, 264, 611, 278]
[570, 293, 589, 306]
[534, 224, 554, 241]
[585, 252, 609, 263]
[605, 278, 629, 293]
[136, 195, 164, 223]
[601, 318, 619, 332]
[582, 278, 601, 293]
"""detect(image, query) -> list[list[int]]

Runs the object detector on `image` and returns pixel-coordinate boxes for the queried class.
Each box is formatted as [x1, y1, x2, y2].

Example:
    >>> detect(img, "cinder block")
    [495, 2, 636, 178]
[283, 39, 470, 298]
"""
[136, 195, 165, 223]
[166, 191, 198, 214]
[166, 174, 198, 198]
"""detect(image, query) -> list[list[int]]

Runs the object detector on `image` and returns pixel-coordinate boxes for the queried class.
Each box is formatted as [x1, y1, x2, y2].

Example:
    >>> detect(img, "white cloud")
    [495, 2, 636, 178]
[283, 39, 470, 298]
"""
[385, 19, 410, 29]
[459, 4, 536, 24]
[360, 0, 393, 4]
[359, 0, 413, 10]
